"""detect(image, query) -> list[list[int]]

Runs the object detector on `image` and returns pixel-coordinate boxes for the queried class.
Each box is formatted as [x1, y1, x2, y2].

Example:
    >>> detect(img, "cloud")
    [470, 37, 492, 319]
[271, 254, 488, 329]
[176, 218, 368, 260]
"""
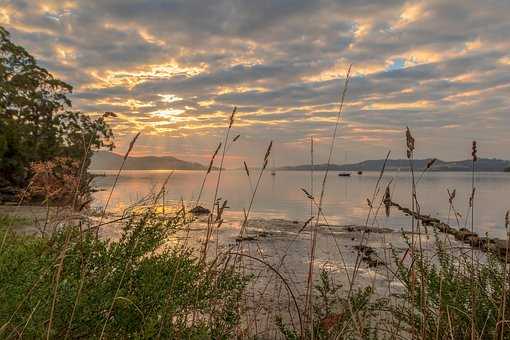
[2, 0, 510, 165]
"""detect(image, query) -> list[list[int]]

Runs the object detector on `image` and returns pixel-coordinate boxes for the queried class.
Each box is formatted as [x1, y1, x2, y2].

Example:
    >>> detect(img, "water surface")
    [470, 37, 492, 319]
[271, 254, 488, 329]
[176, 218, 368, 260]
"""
[91, 170, 510, 238]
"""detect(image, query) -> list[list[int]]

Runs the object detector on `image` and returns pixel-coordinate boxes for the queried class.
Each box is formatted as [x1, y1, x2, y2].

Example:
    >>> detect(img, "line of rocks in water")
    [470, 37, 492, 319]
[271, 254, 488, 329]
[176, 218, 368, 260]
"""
[389, 200, 509, 262]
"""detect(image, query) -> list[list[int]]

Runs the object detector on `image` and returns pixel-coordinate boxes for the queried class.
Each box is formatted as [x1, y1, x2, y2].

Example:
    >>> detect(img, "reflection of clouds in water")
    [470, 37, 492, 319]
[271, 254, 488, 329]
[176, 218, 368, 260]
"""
[92, 170, 510, 238]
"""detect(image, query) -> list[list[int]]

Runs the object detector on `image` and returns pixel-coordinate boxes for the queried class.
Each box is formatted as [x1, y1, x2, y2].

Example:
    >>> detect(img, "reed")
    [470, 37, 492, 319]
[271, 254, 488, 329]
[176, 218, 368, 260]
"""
[305, 65, 351, 338]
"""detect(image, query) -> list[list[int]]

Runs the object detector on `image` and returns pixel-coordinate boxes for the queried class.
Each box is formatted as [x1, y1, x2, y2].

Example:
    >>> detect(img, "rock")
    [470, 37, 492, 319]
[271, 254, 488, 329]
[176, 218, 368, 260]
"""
[355, 245, 385, 267]
[235, 235, 257, 242]
[436, 223, 452, 233]
[235, 231, 270, 243]
[490, 239, 509, 258]
[477, 237, 494, 251]
[345, 225, 393, 234]
[421, 215, 441, 226]
[354, 245, 375, 256]
[363, 256, 386, 268]
[465, 235, 482, 248]
[454, 228, 477, 241]
[190, 206, 210, 215]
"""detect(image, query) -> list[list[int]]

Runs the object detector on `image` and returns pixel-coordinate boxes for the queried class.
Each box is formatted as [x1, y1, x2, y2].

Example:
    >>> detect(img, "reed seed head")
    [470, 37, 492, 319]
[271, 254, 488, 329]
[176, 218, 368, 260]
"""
[472, 140, 478, 162]
[262, 141, 273, 169]
[207, 142, 222, 174]
[406, 127, 415, 159]
[426, 158, 437, 169]
[124, 132, 141, 160]
[383, 186, 391, 217]
[228, 106, 237, 128]
[243, 161, 250, 177]
[448, 188, 456, 204]
[299, 216, 314, 233]
[469, 187, 476, 207]
[301, 188, 314, 200]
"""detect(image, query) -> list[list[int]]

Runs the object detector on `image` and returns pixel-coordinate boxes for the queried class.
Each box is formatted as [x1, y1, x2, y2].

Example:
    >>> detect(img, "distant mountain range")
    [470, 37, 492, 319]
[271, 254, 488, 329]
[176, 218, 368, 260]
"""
[90, 152, 510, 172]
[90, 151, 209, 170]
[278, 158, 510, 172]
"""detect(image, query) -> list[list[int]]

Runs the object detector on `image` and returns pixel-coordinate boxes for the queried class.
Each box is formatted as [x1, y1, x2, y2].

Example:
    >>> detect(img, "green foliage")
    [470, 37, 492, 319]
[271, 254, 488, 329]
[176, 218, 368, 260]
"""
[278, 269, 387, 339]
[0, 214, 29, 228]
[0, 26, 114, 193]
[0, 209, 246, 338]
[390, 231, 510, 339]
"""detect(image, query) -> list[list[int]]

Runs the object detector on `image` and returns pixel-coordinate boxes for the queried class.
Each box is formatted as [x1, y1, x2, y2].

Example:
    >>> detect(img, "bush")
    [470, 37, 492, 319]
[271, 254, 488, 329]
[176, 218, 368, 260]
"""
[276, 232, 510, 339]
[24, 157, 88, 207]
[390, 232, 510, 339]
[0, 209, 247, 338]
[277, 269, 387, 339]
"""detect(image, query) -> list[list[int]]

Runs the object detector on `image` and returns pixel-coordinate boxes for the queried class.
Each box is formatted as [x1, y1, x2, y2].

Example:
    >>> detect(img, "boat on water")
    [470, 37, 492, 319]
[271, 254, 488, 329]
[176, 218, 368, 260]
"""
[357, 171, 363, 175]
[338, 152, 352, 177]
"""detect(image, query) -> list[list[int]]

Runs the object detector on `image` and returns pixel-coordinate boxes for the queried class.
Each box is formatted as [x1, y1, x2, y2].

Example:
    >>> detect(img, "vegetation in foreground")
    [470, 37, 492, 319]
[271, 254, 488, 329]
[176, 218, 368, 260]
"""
[2, 207, 509, 339]
[274, 231, 510, 339]
[0, 209, 246, 339]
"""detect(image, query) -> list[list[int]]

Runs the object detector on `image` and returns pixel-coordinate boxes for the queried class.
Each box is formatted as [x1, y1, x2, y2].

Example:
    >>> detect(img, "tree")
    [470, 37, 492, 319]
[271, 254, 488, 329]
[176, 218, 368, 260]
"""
[0, 26, 114, 201]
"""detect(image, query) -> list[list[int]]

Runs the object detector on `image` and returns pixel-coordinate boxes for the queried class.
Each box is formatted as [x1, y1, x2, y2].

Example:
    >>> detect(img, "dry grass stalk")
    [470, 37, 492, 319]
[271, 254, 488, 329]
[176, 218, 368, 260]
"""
[202, 106, 237, 261]
[470, 140, 478, 340]
[310, 136, 314, 217]
[195, 142, 222, 208]
[401, 126, 427, 338]
[97, 132, 141, 229]
[238, 140, 273, 239]
[349, 150, 390, 293]
[305, 64, 352, 337]
[499, 211, 510, 339]
[46, 230, 72, 340]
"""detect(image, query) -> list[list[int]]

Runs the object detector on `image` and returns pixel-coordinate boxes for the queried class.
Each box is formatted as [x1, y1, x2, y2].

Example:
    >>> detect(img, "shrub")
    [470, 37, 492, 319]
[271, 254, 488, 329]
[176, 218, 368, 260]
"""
[0, 209, 246, 338]
[277, 269, 387, 339]
[24, 157, 89, 207]
[390, 231, 510, 339]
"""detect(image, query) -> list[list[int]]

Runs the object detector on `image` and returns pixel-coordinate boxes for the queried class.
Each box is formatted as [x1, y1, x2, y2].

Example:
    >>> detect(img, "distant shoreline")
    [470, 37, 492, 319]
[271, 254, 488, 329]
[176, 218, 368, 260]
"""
[91, 152, 510, 172]
[89, 169, 510, 173]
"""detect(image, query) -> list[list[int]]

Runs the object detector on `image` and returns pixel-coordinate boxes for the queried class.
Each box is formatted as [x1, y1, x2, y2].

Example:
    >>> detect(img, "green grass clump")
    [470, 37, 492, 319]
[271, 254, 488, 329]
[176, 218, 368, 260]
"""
[277, 269, 387, 339]
[0, 214, 30, 228]
[0, 209, 246, 339]
[390, 232, 510, 339]
[277, 232, 510, 339]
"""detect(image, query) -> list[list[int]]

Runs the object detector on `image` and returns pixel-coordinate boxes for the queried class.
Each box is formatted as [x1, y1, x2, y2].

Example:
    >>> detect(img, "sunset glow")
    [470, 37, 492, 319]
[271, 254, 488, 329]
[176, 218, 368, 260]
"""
[2, 0, 510, 166]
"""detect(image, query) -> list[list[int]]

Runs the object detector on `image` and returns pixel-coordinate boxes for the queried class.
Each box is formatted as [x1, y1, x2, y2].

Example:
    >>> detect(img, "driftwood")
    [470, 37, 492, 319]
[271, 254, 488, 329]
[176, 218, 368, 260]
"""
[389, 200, 509, 263]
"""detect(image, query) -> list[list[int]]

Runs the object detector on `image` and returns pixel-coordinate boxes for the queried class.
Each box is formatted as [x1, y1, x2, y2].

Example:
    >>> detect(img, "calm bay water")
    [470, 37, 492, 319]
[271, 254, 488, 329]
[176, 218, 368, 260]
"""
[91, 170, 510, 238]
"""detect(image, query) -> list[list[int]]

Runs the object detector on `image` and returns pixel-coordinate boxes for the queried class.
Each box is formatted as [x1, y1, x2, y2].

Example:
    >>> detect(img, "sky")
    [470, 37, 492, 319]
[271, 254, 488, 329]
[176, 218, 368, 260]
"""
[1, 0, 510, 167]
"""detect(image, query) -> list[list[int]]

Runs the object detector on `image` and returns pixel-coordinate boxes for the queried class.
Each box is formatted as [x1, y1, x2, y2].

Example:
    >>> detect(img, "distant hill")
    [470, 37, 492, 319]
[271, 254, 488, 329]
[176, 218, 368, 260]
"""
[90, 151, 209, 170]
[278, 158, 510, 172]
